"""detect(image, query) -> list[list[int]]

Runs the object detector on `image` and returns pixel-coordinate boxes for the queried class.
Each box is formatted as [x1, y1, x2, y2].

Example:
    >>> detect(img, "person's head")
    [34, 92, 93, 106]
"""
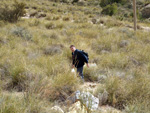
[70, 45, 76, 52]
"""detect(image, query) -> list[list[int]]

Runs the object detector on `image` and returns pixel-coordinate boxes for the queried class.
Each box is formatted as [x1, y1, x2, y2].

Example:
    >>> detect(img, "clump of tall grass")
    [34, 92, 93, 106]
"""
[45, 71, 79, 101]
[95, 72, 150, 111]
[44, 44, 63, 55]
[0, 59, 29, 91]
[43, 32, 60, 39]
[79, 29, 99, 39]
[99, 53, 129, 69]
[45, 22, 64, 29]
[0, 92, 51, 113]
[91, 32, 122, 53]
[84, 66, 100, 82]
[28, 18, 41, 27]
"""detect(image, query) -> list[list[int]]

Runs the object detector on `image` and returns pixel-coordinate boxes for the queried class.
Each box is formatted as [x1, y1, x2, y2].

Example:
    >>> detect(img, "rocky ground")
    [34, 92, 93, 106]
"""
[50, 81, 122, 113]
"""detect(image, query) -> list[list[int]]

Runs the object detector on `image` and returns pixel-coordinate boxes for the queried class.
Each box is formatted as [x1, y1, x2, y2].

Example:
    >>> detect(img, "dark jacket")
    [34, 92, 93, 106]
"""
[72, 49, 88, 68]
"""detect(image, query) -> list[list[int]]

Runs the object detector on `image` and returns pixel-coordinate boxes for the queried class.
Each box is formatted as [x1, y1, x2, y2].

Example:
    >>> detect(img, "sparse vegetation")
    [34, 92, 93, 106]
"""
[0, 0, 150, 112]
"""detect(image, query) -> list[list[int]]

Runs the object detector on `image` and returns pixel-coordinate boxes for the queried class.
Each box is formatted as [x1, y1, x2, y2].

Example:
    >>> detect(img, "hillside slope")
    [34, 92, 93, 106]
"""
[0, 0, 150, 113]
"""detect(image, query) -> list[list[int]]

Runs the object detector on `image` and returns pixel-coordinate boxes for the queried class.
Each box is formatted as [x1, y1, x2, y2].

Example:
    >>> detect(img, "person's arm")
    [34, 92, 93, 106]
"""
[72, 53, 75, 68]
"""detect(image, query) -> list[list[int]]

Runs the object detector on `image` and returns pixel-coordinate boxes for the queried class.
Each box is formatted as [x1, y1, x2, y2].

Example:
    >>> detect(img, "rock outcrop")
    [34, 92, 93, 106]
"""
[70, 90, 99, 110]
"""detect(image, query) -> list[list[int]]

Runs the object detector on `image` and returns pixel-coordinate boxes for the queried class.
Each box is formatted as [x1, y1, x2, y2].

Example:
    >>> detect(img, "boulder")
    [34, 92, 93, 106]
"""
[75, 91, 99, 110]
[141, 4, 150, 18]
[51, 106, 64, 113]
[98, 105, 122, 113]
[68, 101, 87, 113]
[141, 26, 150, 32]
[66, 90, 99, 110]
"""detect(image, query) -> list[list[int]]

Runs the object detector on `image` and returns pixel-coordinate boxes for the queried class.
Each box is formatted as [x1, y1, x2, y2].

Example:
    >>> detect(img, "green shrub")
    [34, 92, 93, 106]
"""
[130, 9, 143, 20]
[101, 3, 118, 16]
[0, 1, 26, 22]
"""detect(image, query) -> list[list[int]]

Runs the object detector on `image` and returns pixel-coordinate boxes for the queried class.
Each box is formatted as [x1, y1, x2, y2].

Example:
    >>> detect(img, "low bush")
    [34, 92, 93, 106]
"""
[0, 1, 26, 22]
[101, 3, 118, 16]
[11, 27, 32, 41]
